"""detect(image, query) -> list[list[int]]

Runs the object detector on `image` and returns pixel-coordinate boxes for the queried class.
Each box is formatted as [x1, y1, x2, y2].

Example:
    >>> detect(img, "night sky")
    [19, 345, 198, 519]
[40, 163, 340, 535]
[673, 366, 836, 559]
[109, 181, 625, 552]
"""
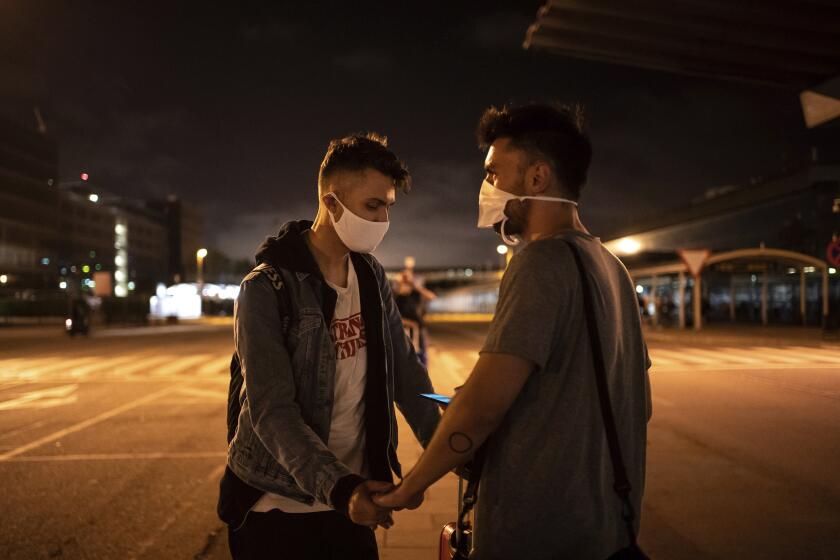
[1, 1, 811, 269]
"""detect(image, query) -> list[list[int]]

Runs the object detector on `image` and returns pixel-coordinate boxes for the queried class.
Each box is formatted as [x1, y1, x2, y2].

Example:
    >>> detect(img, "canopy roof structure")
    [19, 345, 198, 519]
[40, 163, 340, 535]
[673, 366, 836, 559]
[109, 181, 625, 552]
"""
[524, 0, 840, 90]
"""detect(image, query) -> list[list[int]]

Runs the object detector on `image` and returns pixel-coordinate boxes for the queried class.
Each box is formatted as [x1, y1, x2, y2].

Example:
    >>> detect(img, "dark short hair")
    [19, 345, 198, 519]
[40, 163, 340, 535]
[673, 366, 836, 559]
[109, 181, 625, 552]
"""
[477, 103, 592, 200]
[318, 133, 411, 193]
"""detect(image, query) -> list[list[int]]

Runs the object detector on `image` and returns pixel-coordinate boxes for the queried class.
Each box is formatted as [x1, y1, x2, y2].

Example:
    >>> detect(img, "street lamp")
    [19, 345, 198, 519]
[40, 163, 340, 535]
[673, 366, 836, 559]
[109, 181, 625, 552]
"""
[196, 248, 208, 291]
[497, 244, 513, 269]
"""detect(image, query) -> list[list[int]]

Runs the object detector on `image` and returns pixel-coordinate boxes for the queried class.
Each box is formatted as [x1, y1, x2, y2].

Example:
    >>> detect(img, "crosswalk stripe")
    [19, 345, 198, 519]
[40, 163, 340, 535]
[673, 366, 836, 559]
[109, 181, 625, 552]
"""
[750, 347, 812, 364]
[430, 350, 468, 389]
[64, 354, 152, 377]
[651, 349, 717, 365]
[787, 346, 840, 364]
[0, 384, 79, 411]
[687, 348, 764, 365]
[13, 356, 101, 377]
[647, 353, 679, 366]
[174, 386, 226, 401]
[195, 355, 232, 376]
[0, 357, 59, 373]
[0, 380, 194, 462]
[153, 354, 215, 376]
[112, 355, 176, 376]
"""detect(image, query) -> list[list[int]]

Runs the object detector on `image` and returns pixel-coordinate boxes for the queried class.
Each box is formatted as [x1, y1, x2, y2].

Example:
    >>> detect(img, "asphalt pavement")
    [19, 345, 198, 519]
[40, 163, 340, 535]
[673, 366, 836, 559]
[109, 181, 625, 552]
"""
[0, 321, 839, 559]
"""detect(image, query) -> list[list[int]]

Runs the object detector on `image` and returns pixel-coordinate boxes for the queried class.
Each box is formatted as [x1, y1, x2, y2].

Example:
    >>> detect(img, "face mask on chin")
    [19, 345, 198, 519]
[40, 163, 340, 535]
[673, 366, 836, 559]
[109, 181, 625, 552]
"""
[477, 179, 578, 246]
[327, 194, 390, 253]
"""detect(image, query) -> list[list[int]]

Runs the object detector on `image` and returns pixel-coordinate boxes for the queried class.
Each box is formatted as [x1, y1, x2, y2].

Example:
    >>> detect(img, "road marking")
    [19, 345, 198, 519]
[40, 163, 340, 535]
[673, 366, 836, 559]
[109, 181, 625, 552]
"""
[686, 348, 763, 365]
[112, 355, 177, 377]
[788, 346, 840, 364]
[652, 396, 676, 408]
[92, 324, 229, 337]
[0, 357, 58, 374]
[647, 353, 679, 366]
[3, 451, 226, 462]
[17, 356, 101, 377]
[174, 386, 226, 401]
[0, 419, 47, 440]
[651, 363, 840, 372]
[153, 354, 214, 376]
[0, 380, 192, 462]
[652, 348, 719, 365]
[0, 384, 79, 411]
[67, 354, 153, 377]
[195, 355, 232, 376]
[430, 350, 469, 389]
[751, 347, 812, 364]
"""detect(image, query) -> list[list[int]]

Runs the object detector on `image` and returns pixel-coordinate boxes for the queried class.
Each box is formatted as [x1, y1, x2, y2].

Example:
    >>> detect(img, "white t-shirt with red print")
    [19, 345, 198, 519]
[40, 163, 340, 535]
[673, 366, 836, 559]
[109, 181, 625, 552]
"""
[252, 259, 368, 513]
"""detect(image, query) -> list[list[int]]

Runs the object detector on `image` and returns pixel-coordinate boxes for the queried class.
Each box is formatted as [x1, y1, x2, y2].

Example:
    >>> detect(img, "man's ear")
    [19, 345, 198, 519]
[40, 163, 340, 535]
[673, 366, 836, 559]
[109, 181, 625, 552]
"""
[322, 193, 342, 219]
[526, 161, 552, 195]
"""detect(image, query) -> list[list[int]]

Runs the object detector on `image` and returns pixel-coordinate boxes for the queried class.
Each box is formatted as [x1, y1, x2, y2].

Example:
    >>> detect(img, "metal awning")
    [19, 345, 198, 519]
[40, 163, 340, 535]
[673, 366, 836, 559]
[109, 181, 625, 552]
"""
[524, 0, 840, 89]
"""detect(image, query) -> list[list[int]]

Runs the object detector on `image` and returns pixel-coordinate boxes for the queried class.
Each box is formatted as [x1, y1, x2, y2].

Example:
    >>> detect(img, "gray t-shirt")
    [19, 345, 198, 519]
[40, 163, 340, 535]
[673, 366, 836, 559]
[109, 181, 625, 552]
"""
[473, 231, 652, 560]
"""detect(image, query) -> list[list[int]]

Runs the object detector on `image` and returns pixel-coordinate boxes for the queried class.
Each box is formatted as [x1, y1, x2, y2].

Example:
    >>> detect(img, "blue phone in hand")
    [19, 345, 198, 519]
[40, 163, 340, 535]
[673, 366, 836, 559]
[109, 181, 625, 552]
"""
[419, 393, 452, 405]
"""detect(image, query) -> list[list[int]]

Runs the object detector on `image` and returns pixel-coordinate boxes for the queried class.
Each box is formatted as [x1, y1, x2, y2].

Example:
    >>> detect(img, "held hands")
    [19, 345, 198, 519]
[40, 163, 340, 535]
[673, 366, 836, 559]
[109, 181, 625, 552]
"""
[372, 481, 425, 511]
[348, 480, 396, 530]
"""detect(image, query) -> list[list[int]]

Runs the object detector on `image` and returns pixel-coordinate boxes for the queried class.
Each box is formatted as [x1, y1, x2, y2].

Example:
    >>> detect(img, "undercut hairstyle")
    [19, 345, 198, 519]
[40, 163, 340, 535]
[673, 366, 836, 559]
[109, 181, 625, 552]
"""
[477, 103, 592, 201]
[318, 133, 411, 193]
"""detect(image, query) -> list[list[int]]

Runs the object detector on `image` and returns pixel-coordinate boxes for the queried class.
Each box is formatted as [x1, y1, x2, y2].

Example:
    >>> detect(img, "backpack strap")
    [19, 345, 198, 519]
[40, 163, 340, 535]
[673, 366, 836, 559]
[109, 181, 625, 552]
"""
[562, 240, 644, 554]
[245, 262, 293, 334]
[226, 262, 293, 444]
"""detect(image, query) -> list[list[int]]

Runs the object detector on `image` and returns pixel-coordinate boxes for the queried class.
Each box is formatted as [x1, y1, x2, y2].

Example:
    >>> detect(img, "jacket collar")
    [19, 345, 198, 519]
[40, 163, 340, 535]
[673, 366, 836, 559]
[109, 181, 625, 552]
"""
[254, 220, 322, 279]
[255, 220, 373, 281]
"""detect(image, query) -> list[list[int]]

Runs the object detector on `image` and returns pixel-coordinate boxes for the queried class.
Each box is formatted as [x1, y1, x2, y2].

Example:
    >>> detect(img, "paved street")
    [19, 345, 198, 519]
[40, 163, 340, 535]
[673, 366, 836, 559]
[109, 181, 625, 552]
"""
[1, 321, 839, 559]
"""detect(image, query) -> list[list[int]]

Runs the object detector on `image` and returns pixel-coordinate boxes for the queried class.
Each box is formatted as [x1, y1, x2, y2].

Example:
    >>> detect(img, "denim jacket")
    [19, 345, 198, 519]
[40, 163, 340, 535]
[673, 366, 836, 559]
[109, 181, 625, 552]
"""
[218, 220, 440, 529]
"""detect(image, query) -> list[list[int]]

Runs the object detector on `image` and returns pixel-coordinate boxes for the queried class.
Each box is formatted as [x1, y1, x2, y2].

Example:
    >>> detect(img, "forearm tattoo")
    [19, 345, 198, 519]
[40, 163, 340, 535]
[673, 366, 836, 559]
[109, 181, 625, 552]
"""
[448, 431, 474, 454]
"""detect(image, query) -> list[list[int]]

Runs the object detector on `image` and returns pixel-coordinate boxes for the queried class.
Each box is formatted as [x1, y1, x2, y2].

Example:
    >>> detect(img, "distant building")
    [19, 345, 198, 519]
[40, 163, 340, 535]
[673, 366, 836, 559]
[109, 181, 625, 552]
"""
[146, 195, 205, 284]
[605, 160, 839, 329]
[0, 118, 60, 291]
[0, 115, 205, 299]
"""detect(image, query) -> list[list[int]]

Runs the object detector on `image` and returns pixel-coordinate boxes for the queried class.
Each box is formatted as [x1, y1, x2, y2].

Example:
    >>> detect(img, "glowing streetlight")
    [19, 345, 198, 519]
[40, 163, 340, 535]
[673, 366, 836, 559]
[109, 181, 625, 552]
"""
[497, 244, 513, 269]
[196, 248, 208, 293]
[0, 274, 7, 284]
[614, 237, 641, 255]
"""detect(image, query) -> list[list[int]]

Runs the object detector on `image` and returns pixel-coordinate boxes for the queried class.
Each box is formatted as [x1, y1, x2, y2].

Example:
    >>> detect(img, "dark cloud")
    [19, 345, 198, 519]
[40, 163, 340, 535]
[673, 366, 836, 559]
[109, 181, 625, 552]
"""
[0, 1, 809, 269]
[238, 21, 301, 43]
[469, 11, 534, 49]
[334, 49, 396, 73]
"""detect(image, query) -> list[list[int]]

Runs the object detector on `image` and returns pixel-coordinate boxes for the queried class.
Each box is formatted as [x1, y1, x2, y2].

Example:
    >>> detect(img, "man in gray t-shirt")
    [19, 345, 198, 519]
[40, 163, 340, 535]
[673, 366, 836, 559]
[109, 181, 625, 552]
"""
[476, 230, 652, 559]
[376, 103, 652, 560]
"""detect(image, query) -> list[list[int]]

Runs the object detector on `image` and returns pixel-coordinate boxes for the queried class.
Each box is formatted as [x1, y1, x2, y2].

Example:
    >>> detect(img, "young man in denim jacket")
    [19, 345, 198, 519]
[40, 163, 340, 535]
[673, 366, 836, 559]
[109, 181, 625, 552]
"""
[218, 134, 441, 560]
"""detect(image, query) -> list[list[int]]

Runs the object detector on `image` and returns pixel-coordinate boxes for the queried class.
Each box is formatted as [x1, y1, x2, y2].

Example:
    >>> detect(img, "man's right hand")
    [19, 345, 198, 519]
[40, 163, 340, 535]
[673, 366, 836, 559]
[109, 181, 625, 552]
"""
[348, 480, 395, 529]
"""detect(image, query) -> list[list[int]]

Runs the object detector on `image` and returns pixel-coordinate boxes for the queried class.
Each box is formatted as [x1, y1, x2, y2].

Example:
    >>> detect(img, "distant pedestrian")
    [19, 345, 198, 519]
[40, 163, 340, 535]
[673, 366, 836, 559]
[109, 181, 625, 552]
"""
[376, 103, 652, 559]
[393, 268, 436, 364]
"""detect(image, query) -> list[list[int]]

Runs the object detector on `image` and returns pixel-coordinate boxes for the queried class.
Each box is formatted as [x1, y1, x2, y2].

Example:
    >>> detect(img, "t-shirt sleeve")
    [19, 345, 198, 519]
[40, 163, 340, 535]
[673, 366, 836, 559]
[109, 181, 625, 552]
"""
[480, 243, 568, 371]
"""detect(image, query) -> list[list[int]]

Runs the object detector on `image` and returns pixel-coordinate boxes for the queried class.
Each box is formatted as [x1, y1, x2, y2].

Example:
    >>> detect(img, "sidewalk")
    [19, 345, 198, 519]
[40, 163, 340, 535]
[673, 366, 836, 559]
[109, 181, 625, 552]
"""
[0, 316, 232, 340]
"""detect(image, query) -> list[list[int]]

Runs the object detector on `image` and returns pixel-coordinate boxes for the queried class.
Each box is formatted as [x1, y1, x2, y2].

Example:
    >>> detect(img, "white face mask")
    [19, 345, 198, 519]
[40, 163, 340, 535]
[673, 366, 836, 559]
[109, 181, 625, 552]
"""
[477, 179, 579, 245]
[328, 194, 390, 253]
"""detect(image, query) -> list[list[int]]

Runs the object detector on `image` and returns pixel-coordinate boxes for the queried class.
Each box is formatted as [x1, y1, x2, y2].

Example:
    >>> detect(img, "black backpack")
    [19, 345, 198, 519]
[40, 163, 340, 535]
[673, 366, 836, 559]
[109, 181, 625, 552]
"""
[226, 263, 293, 444]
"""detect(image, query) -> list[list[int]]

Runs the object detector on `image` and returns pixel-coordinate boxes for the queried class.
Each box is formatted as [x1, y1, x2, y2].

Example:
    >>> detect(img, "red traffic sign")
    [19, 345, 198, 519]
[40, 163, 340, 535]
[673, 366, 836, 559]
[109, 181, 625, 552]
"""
[827, 239, 840, 267]
[677, 249, 711, 277]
